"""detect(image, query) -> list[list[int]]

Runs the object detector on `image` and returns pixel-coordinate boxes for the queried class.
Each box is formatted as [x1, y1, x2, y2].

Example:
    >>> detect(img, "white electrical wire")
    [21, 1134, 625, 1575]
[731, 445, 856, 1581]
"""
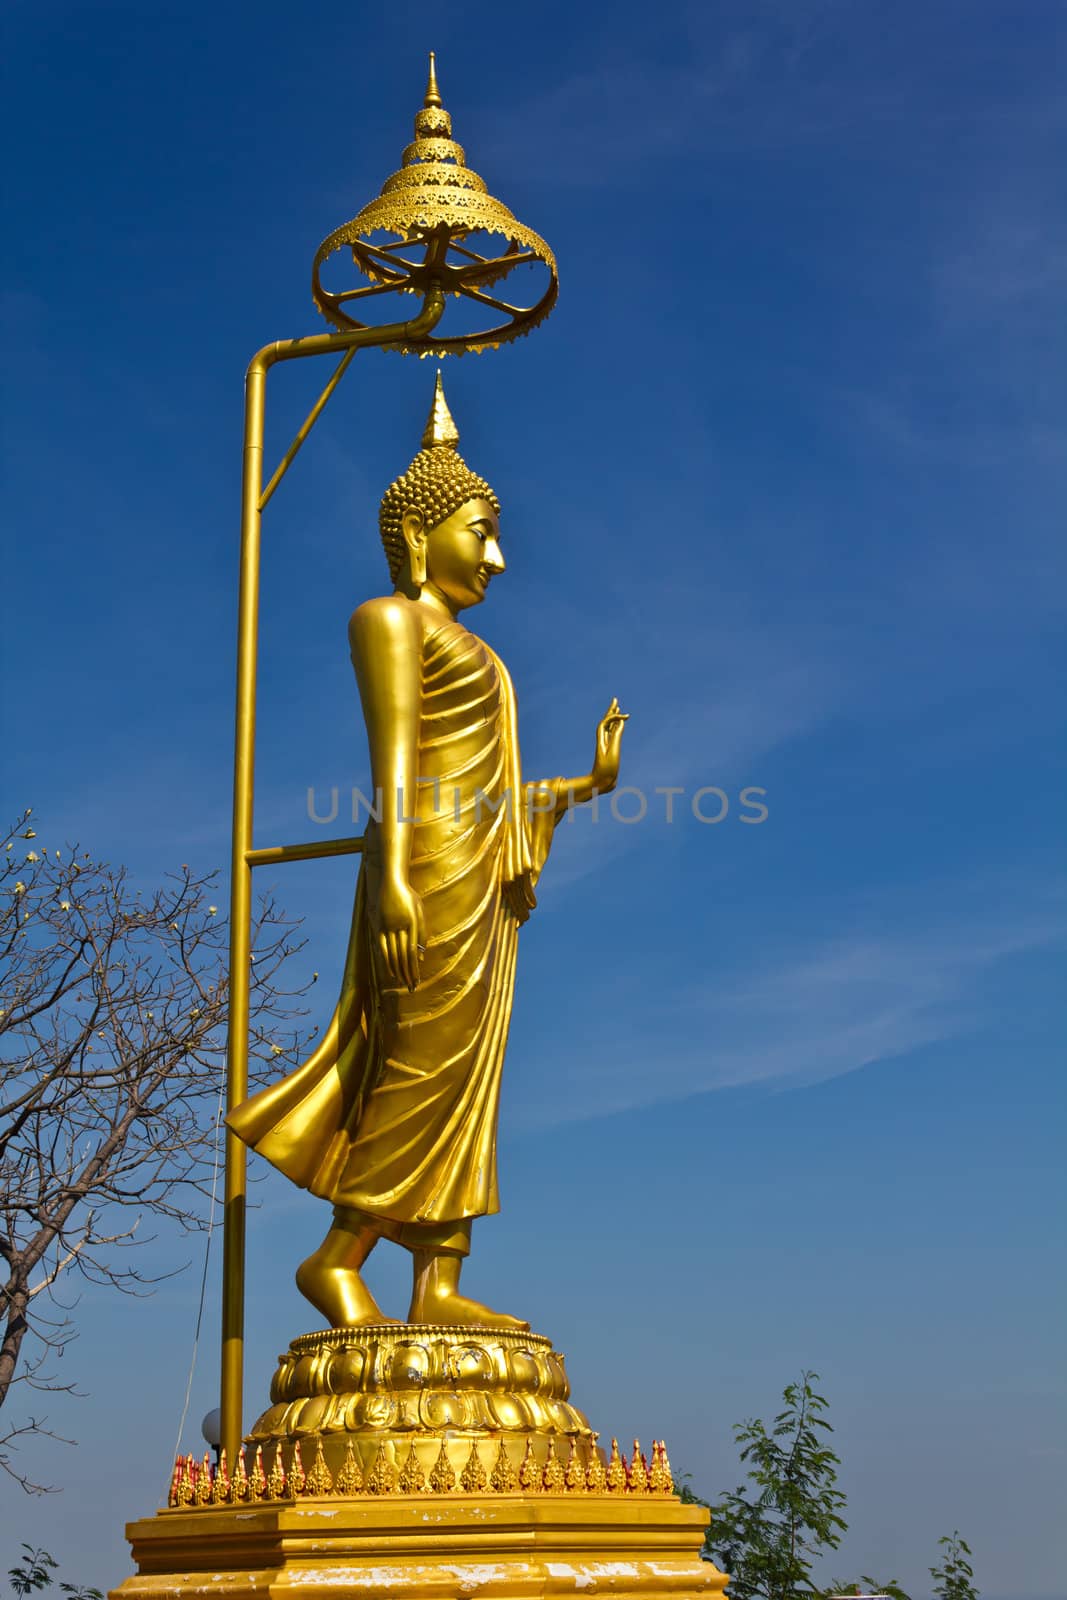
[168, 1061, 227, 1490]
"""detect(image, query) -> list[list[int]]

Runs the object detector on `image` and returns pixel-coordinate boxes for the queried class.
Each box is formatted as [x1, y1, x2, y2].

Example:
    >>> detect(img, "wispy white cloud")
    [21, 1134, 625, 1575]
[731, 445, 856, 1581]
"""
[827, 384, 1067, 468]
[508, 884, 1065, 1129]
[477, 4, 1056, 181]
[510, 578, 840, 894]
[933, 193, 1067, 323]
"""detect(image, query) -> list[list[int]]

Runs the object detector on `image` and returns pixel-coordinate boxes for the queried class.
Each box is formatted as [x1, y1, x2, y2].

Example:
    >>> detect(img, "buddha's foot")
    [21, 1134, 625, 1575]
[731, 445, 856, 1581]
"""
[408, 1247, 530, 1330]
[410, 1289, 530, 1330]
[408, 1280, 529, 1330]
[295, 1257, 397, 1329]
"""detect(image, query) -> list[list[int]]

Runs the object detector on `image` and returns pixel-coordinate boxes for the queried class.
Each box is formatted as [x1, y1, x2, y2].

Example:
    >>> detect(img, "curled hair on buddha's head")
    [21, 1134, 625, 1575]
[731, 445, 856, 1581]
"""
[379, 373, 500, 583]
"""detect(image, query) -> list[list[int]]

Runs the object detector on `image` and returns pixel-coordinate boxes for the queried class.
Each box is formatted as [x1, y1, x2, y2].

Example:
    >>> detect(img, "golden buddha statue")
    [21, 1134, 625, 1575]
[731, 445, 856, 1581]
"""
[228, 375, 627, 1332]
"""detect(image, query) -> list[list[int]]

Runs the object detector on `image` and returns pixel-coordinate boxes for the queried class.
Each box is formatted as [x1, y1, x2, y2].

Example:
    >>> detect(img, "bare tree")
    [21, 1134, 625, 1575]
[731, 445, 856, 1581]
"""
[0, 810, 310, 1492]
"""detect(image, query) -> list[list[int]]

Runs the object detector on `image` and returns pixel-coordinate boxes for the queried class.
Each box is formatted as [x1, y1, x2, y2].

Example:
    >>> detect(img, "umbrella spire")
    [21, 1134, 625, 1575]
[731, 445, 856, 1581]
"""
[424, 51, 442, 109]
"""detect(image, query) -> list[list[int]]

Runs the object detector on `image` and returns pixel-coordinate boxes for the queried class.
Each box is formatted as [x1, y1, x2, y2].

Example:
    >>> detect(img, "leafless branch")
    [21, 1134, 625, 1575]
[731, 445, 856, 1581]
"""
[0, 810, 311, 1491]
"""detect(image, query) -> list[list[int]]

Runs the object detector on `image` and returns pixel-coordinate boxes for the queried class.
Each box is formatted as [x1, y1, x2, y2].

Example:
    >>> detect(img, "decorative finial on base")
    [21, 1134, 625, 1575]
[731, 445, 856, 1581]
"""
[565, 1438, 587, 1492]
[542, 1437, 566, 1492]
[490, 1438, 519, 1492]
[398, 1440, 427, 1493]
[249, 1444, 267, 1500]
[429, 1439, 457, 1493]
[518, 1438, 542, 1493]
[266, 1443, 286, 1500]
[606, 1438, 627, 1493]
[288, 1439, 307, 1496]
[335, 1439, 364, 1495]
[659, 1439, 675, 1495]
[628, 1439, 650, 1494]
[367, 1440, 398, 1495]
[649, 1440, 670, 1494]
[212, 1447, 232, 1504]
[306, 1440, 334, 1496]
[460, 1439, 489, 1493]
[586, 1440, 608, 1493]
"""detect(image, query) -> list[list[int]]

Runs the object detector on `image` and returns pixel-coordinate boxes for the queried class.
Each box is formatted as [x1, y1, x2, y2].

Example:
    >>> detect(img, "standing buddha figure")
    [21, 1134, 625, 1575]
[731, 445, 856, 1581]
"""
[228, 376, 627, 1330]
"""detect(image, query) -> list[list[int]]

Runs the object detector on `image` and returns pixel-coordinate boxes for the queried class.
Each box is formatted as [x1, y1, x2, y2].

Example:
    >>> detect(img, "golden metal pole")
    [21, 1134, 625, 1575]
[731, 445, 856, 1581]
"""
[259, 345, 358, 512]
[246, 835, 365, 869]
[220, 288, 446, 1468]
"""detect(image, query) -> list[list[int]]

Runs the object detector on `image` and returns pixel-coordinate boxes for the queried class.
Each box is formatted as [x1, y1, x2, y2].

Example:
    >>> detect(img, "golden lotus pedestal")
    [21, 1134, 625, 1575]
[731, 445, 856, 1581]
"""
[112, 1325, 724, 1599]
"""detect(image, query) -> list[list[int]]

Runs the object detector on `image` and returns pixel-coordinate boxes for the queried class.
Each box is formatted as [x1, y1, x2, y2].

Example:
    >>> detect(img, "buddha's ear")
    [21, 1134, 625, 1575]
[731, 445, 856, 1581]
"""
[401, 507, 427, 588]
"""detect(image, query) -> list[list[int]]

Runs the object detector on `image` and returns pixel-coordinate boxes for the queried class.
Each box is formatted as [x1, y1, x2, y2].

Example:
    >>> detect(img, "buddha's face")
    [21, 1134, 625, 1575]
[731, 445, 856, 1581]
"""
[403, 497, 504, 613]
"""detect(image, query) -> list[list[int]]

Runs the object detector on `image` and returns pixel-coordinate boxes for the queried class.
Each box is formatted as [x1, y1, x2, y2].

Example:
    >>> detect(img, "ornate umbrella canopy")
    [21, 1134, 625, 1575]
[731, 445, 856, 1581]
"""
[312, 55, 558, 356]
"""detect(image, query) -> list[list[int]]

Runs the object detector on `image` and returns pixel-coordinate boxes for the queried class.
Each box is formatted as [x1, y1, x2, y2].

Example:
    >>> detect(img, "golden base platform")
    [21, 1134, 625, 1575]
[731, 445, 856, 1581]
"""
[114, 1495, 723, 1597]
[112, 1325, 724, 1598]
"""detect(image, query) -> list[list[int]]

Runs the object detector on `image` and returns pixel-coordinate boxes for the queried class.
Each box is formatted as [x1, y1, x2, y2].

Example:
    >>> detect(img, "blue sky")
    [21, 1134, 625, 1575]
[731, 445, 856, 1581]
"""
[3, 0, 1064, 1593]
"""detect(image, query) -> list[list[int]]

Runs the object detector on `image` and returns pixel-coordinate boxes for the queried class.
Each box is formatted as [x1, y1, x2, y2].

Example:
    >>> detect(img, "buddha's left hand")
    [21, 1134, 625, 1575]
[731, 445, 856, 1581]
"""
[591, 697, 629, 793]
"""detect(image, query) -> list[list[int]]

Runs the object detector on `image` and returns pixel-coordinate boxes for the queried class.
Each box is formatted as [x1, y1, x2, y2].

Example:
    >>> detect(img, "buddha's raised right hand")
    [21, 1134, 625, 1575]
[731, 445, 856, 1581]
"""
[591, 696, 629, 793]
[375, 871, 425, 992]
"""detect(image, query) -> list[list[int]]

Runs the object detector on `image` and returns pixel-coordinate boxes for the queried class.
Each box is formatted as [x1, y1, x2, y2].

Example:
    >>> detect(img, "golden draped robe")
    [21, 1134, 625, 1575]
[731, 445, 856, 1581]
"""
[227, 614, 560, 1227]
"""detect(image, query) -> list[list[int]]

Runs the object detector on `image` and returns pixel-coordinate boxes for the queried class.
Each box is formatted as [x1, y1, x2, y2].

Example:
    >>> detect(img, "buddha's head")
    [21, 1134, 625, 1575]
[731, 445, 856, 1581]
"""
[379, 374, 504, 613]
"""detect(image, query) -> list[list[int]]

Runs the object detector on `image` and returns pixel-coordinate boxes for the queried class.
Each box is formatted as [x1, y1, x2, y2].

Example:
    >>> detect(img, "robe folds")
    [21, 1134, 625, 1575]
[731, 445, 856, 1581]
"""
[227, 615, 561, 1226]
